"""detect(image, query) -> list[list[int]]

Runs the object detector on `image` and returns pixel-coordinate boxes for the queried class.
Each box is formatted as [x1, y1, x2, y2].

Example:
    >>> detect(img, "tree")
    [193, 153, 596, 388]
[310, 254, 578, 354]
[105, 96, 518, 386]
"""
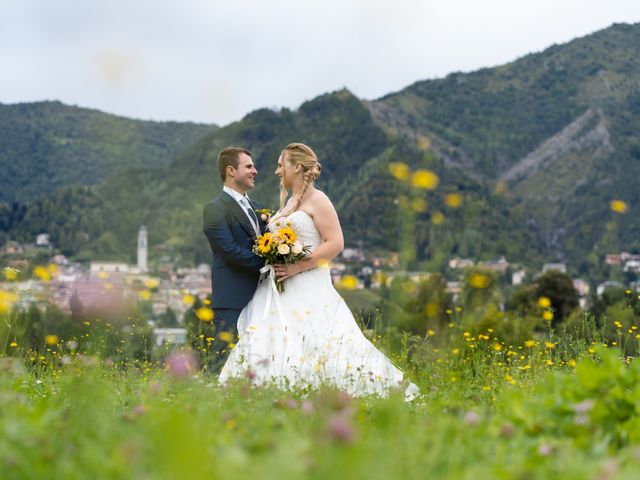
[534, 270, 579, 324]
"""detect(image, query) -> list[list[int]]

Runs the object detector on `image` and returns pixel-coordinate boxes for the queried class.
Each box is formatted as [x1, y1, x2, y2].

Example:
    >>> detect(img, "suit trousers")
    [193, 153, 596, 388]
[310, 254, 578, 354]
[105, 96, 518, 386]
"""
[209, 308, 241, 375]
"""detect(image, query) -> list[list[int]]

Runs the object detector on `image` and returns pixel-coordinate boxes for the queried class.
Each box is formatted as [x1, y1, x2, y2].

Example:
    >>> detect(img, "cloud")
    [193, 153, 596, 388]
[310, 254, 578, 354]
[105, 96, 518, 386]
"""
[1, 0, 639, 125]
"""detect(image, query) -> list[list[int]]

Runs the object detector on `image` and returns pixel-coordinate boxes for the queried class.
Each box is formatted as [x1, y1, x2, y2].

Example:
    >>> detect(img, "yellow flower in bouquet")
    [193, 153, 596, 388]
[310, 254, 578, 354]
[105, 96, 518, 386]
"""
[277, 225, 297, 245]
[253, 218, 311, 292]
[257, 232, 275, 254]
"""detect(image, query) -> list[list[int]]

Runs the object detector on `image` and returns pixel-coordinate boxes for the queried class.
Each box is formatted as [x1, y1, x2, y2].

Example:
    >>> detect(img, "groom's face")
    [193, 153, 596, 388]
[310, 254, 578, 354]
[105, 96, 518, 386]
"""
[230, 153, 257, 192]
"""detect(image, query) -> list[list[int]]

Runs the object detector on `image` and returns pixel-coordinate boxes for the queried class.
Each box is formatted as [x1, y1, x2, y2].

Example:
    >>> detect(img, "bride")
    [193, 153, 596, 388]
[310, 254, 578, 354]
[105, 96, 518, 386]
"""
[219, 143, 419, 400]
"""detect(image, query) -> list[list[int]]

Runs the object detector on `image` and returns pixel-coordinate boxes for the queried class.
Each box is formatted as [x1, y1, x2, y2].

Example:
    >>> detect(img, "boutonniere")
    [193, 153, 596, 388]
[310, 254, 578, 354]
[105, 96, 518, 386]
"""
[255, 208, 274, 223]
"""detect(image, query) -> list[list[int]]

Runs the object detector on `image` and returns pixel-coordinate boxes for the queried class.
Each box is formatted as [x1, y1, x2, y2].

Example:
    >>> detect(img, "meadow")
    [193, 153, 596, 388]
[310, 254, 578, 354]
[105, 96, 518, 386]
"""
[2, 303, 640, 480]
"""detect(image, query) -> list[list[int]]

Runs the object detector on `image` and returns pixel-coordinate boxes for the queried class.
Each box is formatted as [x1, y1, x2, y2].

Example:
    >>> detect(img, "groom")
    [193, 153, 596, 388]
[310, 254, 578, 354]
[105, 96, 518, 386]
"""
[203, 146, 265, 374]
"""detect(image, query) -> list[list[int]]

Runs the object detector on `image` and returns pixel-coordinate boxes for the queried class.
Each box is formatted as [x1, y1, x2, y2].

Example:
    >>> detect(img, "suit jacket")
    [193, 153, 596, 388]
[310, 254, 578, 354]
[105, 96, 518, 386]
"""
[203, 191, 265, 309]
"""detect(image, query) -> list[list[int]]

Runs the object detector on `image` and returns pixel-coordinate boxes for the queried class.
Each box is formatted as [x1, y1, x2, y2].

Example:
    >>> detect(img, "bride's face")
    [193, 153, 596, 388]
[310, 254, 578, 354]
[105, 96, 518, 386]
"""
[275, 153, 298, 189]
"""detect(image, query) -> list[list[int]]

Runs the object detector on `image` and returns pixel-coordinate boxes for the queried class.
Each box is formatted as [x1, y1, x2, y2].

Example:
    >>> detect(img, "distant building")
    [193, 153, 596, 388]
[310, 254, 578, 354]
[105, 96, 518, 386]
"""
[36, 234, 50, 247]
[137, 225, 148, 273]
[2, 241, 24, 255]
[573, 279, 590, 297]
[480, 257, 509, 274]
[342, 248, 365, 262]
[542, 263, 567, 274]
[605, 254, 622, 266]
[90, 262, 129, 274]
[448, 257, 474, 269]
[153, 328, 187, 347]
[624, 260, 640, 273]
[512, 269, 526, 286]
[597, 280, 624, 296]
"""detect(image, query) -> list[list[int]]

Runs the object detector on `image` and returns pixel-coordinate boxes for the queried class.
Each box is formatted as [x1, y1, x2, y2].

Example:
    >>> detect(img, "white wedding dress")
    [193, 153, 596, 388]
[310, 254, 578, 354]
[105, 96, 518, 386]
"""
[219, 210, 419, 400]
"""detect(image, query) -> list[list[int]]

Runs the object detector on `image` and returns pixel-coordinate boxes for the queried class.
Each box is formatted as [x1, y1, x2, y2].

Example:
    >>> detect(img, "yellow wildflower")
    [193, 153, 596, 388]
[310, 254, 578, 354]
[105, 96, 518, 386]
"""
[196, 307, 214, 322]
[444, 193, 462, 208]
[431, 211, 445, 225]
[468, 273, 490, 289]
[3, 267, 18, 281]
[610, 200, 628, 214]
[545, 342, 555, 350]
[537, 296, 551, 308]
[389, 162, 410, 181]
[145, 278, 160, 289]
[45, 335, 58, 346]
[33, 266, 51, 282]
[411, 169, 439, 190]
[542, 311, 554, 322]
[218, 331, 234, 343]
[524, 340, 537, 348]
[339, 275, 358, 290]
[182, 294, 195, 305]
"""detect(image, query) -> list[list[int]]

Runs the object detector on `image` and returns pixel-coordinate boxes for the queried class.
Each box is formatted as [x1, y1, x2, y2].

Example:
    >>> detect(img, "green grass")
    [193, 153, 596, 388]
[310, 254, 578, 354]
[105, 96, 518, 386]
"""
[2, 331, 640, 479]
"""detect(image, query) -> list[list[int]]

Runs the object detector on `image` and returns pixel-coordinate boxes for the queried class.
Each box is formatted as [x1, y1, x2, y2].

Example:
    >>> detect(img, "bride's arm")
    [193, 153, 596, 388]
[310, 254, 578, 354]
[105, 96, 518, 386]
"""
[274, 193, 344, 281]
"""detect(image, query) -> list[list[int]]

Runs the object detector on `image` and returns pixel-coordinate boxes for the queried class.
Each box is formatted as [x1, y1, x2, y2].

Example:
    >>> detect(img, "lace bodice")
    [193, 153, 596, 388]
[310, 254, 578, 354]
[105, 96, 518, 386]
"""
[269, 210, 322, 251]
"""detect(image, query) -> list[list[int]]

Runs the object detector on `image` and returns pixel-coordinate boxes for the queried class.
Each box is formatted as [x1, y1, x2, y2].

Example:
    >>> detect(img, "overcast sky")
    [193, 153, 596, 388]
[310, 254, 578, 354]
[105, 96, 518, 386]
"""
[2, 0, 639, 126]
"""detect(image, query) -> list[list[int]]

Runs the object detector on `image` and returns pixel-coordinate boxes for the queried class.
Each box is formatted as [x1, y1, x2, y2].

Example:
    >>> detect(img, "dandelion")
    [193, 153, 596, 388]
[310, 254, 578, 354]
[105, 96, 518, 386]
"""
[492, 343, 503, 351]
[9, 341, 17, 348]
[3, 267, 19, 281]
[427, 329, 436, 337]
[431, 211, 445, 225]
[218, 331, 234, 343]
[614, 321, 623, 329]
[468, 273, 490, 289]
[0, 290, 18, 314]
[196, 307, 214, 322]
[542, 310, 554, 322]
[411, 198, 428, 212]
[182, 294, 195, 305]
[388, 162, 410, 181]
[416, 135, 431, 151]
[610, 200, 628, 214]
[339, 275, 358, 290]
[537, 296, 551, 308]
[139, 290, 152, 301]
[504, 374, 516, 385]
[33, 266, 51, 282]
[524, 339, 537, 348]
[452, 348, 460, 355]
[411, 169, 439, 190]
[45, 335, 58, 346]
[567, 359, 577, 367]
[145, 278, 160, 289]
[424, 303, 439, 317]
[545, 342, 555, 350]
[444, 193, 462, 208]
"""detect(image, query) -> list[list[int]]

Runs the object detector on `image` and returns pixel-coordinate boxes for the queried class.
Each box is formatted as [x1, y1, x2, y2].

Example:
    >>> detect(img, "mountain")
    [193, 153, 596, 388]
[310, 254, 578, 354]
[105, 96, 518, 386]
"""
[0, 101, 217, 203]
[2, 23, 640, 277]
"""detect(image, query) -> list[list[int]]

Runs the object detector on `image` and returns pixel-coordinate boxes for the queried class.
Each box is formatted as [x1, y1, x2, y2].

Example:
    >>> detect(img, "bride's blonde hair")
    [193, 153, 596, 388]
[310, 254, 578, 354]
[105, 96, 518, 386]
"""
[279, 142, 322, 211]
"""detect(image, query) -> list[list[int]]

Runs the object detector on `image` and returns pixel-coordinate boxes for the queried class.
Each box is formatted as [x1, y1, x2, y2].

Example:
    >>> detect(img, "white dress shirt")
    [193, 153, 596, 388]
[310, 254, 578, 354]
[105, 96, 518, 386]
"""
[223, 186, 260, 236]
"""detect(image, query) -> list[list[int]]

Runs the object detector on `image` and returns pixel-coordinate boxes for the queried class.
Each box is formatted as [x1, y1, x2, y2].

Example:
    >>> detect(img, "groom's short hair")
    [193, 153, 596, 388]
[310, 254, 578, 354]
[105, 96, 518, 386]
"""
[218, 147, 252, 182]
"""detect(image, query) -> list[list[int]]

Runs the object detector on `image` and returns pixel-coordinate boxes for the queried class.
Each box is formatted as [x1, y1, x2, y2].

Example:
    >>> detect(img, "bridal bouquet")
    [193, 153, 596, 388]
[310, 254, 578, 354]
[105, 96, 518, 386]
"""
[253, 218, 310, 292]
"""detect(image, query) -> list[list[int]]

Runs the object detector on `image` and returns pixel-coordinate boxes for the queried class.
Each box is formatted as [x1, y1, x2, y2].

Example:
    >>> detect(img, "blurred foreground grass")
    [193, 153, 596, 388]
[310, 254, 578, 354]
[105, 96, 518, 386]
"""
[2, 338, 640, 479]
